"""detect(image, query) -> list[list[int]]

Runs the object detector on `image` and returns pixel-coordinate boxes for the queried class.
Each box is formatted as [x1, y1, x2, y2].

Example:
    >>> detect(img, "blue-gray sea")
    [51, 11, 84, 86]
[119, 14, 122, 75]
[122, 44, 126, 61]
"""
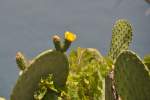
[0, 0, 150, 99]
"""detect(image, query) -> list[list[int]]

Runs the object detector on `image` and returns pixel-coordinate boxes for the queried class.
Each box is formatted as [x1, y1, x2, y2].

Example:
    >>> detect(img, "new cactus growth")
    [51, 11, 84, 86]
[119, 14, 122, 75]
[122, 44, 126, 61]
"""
[52, 35, 62, 52]
[114, 50, 150, 100]
[16, 52, 28, 71]
[108, 19, 132, 60]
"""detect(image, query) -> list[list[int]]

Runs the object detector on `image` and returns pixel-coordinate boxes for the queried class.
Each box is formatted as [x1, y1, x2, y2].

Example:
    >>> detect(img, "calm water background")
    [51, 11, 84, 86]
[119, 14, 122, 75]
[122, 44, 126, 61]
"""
[0, 0, 150, 99]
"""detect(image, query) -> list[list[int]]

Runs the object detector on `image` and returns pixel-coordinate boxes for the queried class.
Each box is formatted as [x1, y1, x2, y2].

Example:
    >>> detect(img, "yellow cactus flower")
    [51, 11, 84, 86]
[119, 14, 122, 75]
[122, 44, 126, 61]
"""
[64, 31, 76, 42]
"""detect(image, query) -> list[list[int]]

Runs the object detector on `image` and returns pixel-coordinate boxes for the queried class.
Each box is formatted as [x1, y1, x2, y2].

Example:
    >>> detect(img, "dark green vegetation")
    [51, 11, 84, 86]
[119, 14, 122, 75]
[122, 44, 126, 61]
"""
[9, 19, 150, 100]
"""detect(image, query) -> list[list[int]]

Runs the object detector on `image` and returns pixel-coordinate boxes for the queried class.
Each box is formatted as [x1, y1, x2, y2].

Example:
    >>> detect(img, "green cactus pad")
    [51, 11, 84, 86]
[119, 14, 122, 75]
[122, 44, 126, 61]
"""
[108, 19, 132, 60]
[114, 50, 150, 100]
[11, 50, 69, 100]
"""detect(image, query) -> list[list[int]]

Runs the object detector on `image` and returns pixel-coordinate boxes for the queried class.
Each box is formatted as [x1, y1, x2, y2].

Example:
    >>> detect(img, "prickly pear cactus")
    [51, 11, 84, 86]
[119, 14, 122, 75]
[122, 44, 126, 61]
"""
[11, 31, 76, 100]
[108, 19, 132, 60]
[114, 50, 150, 100]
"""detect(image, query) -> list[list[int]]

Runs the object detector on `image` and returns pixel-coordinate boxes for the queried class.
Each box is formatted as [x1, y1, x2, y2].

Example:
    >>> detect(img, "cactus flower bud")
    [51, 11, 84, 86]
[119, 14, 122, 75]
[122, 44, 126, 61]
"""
[16, 52, 27, 70]
[52, 35, 62, 51]
[52, 35, 60, 42]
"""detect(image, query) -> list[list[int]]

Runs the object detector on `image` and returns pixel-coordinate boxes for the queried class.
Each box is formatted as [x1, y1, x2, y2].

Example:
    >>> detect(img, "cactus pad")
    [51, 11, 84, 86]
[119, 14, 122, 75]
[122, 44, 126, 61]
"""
[114, 50, 150, 100]
[108, 19, 132, 60]
[11, 50, 69, 100]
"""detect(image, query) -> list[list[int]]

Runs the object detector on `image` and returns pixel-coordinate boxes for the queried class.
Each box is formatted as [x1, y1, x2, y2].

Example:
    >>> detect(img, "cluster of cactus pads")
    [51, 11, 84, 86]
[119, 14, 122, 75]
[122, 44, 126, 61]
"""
[8, 19, 150, 100]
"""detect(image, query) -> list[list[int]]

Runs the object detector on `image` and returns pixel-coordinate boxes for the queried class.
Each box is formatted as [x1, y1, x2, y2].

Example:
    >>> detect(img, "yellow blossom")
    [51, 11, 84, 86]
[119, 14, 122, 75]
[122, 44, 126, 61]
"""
[64, 31, 76, 42]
